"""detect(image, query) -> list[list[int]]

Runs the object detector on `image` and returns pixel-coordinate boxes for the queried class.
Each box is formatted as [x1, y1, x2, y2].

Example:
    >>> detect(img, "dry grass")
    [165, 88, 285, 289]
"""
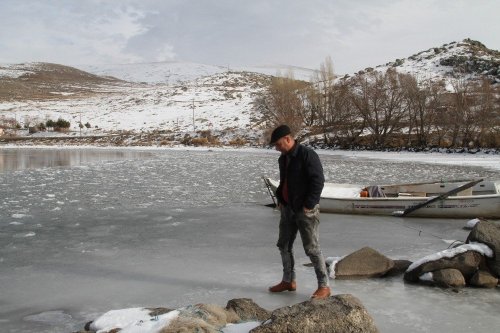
[160, 304, 240, 333]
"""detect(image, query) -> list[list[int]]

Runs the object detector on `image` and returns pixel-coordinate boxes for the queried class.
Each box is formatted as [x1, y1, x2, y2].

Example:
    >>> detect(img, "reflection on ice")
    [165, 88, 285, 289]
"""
[0, 148, 499, 333]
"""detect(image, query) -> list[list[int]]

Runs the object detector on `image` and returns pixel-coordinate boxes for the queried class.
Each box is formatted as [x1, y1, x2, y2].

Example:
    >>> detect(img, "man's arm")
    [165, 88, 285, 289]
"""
[303, 150, 324, 209]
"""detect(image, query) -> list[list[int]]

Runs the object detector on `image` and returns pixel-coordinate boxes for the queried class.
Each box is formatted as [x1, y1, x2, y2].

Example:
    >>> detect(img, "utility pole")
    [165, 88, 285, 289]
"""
[172, 99, 203, 131]
[191, 99, 195, 131]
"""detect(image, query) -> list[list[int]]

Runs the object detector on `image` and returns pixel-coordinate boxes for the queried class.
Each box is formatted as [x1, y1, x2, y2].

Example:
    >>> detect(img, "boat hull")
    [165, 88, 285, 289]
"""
[319, 195, 500, 218]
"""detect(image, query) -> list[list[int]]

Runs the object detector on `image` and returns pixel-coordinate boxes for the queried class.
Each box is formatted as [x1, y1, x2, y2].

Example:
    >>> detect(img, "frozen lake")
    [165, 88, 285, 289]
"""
[0, 147, 499, 332]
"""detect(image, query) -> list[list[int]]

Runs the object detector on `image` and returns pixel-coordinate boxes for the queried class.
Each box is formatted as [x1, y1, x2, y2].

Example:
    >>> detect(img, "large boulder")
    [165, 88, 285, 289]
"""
[250, 294, 379, 333]
[335, 247, 395, 279]
[404, 245, 489, 283]
[466, 220, 500, 277]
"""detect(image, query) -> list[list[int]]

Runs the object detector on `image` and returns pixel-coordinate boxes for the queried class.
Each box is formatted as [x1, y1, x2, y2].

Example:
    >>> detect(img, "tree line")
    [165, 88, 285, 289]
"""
[257, 58, 500, 149]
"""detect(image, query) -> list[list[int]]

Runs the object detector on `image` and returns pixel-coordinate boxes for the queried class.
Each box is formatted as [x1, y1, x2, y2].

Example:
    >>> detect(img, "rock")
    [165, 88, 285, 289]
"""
[83, 321, 93, 331]
[335, 247, 395, 279]
[250, 294, 379, 333]
[225, 298, 270, 321]
[469, 270, 499, 288]
[466, 219, 500, 277]
[432, 268, 466, 288]
[384, 259, 412, 277]
[404, 249, 483, 283]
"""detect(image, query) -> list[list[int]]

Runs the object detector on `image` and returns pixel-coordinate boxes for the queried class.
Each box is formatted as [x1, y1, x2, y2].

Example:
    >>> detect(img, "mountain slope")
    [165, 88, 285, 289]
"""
[0, 62, 125, 101]
[0, 63, 271, 142]
[81, 61, 317, 84]
[362, 39, 500, 86]
[1, 39, 498, 146]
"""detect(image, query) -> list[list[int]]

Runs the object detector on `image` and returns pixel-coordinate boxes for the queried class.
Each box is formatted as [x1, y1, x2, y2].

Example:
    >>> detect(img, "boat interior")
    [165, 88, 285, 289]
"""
[379, 180, 498, 198]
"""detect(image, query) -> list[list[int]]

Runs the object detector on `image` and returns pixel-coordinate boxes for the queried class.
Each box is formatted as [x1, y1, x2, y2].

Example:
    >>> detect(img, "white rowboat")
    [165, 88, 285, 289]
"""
[262, 177, 500, 219]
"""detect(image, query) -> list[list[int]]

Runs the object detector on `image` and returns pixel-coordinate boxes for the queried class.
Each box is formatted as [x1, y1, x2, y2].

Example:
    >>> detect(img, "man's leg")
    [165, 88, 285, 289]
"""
[297, 205, 330, 298]
[270, 206, 298, 292]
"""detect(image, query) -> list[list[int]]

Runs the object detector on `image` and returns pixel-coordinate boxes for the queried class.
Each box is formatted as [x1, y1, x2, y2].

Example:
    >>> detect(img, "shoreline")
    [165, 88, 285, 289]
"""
[2, 140, 500, 172]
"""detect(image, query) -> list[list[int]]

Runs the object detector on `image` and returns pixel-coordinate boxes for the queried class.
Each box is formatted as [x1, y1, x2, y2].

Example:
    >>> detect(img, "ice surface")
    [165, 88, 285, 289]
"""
[0, 148, 499, 333]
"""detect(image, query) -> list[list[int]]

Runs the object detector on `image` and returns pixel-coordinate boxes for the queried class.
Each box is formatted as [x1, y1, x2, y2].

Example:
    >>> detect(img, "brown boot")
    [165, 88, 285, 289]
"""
[269, 280, 296, 292]
[311, 286, 330, 299]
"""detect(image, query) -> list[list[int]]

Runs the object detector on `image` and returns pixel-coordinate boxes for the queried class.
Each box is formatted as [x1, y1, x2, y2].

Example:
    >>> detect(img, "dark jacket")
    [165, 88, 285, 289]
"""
[276, 143, 324, 212]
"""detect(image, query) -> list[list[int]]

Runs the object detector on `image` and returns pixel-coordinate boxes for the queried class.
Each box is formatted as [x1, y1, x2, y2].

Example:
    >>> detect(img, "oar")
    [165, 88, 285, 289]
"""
[262, 176, 277, 208]
[392, 178, 483, 217]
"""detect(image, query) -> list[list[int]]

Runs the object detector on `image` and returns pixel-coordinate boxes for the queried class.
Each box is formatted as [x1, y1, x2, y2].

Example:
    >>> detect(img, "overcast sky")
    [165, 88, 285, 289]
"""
[1, 0, 499, 74]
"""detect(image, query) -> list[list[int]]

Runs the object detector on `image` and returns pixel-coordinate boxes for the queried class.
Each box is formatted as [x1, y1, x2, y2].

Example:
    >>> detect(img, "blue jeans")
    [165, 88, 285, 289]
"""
[277, 204, 329, 288]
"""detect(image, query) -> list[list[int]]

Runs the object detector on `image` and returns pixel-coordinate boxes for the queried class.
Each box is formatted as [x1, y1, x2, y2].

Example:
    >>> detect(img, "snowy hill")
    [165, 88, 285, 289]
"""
[0, 62, 271, 143]
[81, 61, 317, 84]
[82, 61, 228, 84]
[1, 39, 498, 145]
[355, 39, 500, 86]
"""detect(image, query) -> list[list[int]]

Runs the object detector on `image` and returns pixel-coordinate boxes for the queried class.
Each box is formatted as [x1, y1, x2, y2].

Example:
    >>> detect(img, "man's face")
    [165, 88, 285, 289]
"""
[274, 135, 292, 154]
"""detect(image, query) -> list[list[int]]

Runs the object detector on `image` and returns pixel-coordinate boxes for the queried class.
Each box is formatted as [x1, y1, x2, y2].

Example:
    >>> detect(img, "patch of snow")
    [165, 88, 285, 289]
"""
[322, 184, 363, 198]
[465, 218, 481, 229]
[90, 308, 179, 333]
[222, 321, 261, 333]
[325, 256, 343, 279]
[0, 64, 34, 78]
[406, 242, 493, 273]
[419, 272, 434, 282]
[49, 92, 75, 96]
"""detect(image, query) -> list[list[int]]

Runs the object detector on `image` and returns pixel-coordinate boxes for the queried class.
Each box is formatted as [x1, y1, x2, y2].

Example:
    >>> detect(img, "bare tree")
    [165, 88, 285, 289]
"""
[471, 79, 500, 147]
[402, 75, 437, 147]
[257, 70, 309, 134]
[349, 69, 407, 148]
[448, 77, 475, 147]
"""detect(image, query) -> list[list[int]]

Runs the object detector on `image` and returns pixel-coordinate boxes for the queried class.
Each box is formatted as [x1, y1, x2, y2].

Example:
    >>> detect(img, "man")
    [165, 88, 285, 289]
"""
[268, 124, 331, 299]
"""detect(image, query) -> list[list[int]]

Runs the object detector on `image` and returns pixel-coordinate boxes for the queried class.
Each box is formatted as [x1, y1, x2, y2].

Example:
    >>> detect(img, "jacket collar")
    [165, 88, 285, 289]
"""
[287, 141, 299, 157]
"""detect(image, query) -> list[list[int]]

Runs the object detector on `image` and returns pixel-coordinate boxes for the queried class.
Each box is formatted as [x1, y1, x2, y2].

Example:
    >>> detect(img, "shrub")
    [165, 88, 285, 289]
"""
[229, 137, 247, 146]
[55, 118, 71, 129]
[46, 119, 55, 128]
[190, 137, 209, 146]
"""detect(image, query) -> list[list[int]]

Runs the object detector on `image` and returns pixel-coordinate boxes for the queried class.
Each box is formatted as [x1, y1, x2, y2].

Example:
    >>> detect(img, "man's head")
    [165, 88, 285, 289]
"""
[270, 125, 295, 154]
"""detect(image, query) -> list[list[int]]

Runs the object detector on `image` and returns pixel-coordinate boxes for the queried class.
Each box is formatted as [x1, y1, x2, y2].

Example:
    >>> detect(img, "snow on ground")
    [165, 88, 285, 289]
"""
[0, 71, 267, 135]
[90, 308, 179, 333]
[0, 63, 36, 78]
[88, 305, 259, 333]
[371, 40, 498, 89]
[89, 306, 260, 333]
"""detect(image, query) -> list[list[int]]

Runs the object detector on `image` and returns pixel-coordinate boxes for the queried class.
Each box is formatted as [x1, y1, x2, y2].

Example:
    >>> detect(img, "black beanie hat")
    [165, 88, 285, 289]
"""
[270, 125, 291, 144]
